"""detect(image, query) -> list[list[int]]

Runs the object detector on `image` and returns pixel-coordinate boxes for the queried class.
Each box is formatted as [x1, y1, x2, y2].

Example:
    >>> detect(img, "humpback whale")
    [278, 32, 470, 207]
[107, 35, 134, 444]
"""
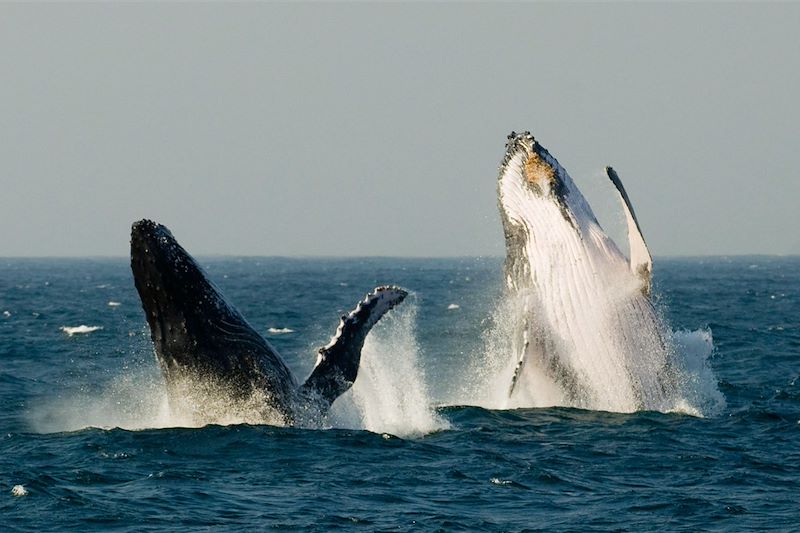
[130, 219, 407, 424]
[497, 132, 677, 412]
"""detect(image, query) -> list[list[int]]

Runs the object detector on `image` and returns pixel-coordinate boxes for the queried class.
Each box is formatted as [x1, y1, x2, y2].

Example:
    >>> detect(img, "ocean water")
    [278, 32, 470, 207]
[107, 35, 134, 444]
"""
[1, 256, 798, 531]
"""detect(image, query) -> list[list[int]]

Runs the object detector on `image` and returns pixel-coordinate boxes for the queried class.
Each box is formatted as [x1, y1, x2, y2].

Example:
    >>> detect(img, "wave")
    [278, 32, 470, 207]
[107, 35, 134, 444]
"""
[266, 327, 294, 335]
[60, 325, 103, 336]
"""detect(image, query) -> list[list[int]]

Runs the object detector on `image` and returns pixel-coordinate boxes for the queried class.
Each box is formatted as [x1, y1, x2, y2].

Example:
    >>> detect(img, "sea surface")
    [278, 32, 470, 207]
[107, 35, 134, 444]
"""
[1, 256, 798, 531]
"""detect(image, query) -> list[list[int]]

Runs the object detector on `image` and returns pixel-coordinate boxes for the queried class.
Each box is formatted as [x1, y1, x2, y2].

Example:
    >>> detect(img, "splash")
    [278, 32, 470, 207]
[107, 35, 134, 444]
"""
[30, 303, 447, 436]
[328, 302, 450, 437]
[29, 367, 297, 433]
[29, 365, 175, 433]
[459, 292, 725, 416]
[669, 328, 726, 415]
[28, 349, 292, 433]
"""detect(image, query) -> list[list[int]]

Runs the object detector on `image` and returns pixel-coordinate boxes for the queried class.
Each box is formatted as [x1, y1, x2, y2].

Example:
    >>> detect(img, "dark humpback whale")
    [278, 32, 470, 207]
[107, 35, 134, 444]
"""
[130, 219, 407, 424]
[496, 132, 677, 412]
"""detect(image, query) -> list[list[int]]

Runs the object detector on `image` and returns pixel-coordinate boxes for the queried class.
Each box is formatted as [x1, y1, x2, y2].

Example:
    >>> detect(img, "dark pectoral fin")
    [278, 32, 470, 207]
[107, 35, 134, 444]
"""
[299, 286, 408, 409]
[606, 166, 653, 296]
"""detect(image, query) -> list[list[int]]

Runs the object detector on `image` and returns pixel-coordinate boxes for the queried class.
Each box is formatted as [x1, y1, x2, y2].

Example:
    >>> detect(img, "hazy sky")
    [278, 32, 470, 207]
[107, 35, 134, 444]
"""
[1, 3, 798, 257]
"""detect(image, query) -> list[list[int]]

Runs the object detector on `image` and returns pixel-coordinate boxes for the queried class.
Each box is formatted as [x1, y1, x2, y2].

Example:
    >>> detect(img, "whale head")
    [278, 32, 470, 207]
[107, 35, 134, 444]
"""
[129, 219, 295, 401]
[497, 131, 600, 235]
[130, 219, 224, 372]
[498, 132, 596, 291]
[130, 219, 216, 344]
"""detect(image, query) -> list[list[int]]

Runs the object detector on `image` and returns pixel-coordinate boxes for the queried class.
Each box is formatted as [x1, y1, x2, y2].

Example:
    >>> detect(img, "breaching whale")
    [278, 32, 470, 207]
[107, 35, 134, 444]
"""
[130, 219, 407, 424]
[496, 132, 677, 412]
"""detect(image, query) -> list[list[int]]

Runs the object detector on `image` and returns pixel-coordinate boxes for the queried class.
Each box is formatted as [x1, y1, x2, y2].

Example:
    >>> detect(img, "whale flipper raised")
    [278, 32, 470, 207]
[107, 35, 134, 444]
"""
[606, 166, 653, 296]
[130, 219, 407, 424]
[300, 286, 408, 409]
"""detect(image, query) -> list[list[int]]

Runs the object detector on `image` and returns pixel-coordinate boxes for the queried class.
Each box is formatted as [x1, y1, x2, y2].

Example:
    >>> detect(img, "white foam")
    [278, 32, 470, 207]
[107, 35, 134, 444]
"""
[267, 327, 294, 335]
[28, 366, 287, 432]
[2, 311, 10, 318]
[60, 325, 103, 336]
[29, 367, 172, 432]
[447, 303, 460, 310]
[328, 303, 449, 437]
[455, 287, 723, 416]
[107, 301, 121, 307]
[669, 328, 725, 416]
[11, 485, 28, 497]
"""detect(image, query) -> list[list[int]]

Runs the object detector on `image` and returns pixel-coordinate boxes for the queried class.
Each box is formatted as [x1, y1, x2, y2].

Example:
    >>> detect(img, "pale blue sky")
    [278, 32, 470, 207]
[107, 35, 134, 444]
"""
[1, 3, 798, 257]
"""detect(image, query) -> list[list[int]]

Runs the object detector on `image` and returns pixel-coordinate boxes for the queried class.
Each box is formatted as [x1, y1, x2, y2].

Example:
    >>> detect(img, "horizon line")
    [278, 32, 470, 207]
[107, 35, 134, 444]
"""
[1, 254, 799, 261]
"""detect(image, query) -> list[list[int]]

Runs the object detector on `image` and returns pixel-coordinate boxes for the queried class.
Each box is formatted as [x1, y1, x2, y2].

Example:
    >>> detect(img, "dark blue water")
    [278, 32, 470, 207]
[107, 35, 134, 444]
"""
[1, 257, 798, 531]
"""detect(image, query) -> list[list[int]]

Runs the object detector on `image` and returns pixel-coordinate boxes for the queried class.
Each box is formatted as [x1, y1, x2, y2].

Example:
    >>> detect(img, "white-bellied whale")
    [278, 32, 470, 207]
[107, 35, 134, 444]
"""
[130, 219, 407, 425]
[496, 132, 678, 412]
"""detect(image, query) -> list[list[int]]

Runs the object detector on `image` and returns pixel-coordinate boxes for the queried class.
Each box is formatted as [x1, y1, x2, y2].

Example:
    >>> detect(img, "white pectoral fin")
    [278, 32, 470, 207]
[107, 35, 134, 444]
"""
[508, 319, 531, 397]
[606, 166, 653, 295]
